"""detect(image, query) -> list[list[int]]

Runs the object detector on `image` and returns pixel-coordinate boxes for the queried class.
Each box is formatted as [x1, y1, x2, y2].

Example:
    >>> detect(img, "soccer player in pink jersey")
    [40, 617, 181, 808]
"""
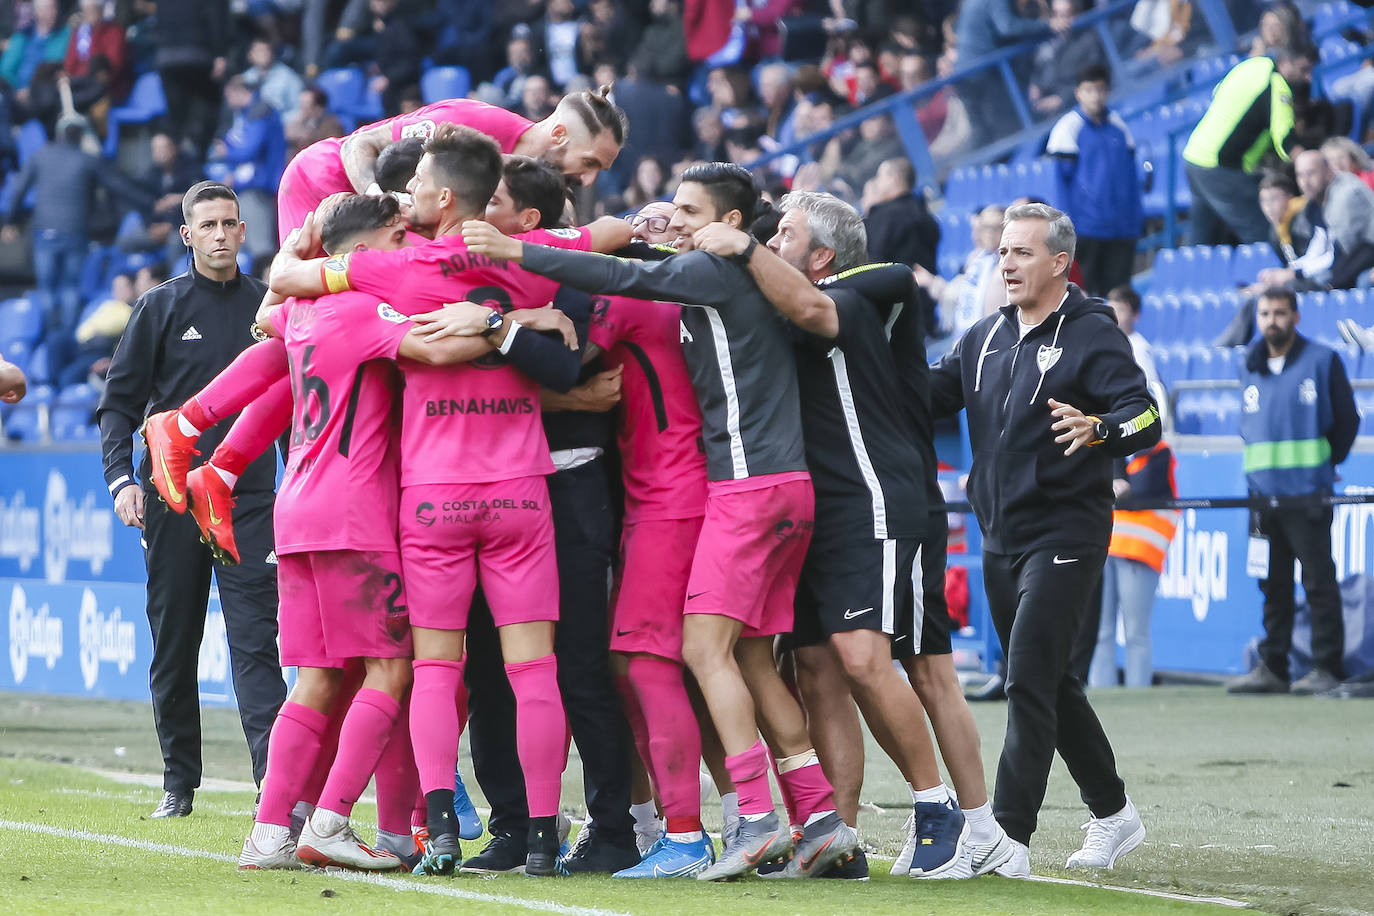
[236, 194, 505, 872]
[268, 124, 625, 877]
[277, 88, 626, 242]
[570, 209, 718, 878]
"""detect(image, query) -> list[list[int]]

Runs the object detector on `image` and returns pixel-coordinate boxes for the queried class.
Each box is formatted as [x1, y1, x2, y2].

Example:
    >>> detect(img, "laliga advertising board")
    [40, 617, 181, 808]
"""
[0, 449, 244, 705]
[3, 446, 1373, 703]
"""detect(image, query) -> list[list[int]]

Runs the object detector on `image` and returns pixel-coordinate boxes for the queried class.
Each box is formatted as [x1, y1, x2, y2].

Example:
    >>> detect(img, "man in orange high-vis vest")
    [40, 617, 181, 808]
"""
[1088, 440, 1179, 688]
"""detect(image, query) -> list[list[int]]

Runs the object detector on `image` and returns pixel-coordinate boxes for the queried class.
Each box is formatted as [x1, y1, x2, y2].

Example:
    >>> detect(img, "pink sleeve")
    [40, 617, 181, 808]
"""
[334, 294, 412, 362]
[587, 295, 622, 352]
[517, 226, 594, 252]
[333, 247, 419, 303]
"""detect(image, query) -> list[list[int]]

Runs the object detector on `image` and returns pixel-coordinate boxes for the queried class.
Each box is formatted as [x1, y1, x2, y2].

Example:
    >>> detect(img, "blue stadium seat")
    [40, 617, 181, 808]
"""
[0, 297, 43, 347]
[3, 402, 46, 441]
[420, 66, 471, 104]
[1231, 241, 1282, 286]
[3, 338, 31, 372]
[315, 67, 368, 119]
[1206, 246, 1233, 291]
[1356, 388, 1374, 436]
[1152, 249, 1181, 292]
[1173, 389, 1208, 435]
[1199, 389, 1242, 435]
[1178, 293, 1206, 343]
[1304, 291, 1342, 345]
[1313, 1, 1360, 34]
[25, 342, 51, 386]
[79, 246, 112, 305]
[943, 167, 977, 212]
[104, 72, 168, 157]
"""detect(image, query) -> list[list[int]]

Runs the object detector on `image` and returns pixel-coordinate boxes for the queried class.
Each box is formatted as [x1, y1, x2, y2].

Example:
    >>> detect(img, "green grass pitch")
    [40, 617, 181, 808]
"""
[1, 687, 1370, 915]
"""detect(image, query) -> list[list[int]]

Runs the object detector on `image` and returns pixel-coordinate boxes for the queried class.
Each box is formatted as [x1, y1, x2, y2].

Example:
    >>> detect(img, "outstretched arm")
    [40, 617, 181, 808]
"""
[693, 222, 838, 337]
[340, 122, 394, 193]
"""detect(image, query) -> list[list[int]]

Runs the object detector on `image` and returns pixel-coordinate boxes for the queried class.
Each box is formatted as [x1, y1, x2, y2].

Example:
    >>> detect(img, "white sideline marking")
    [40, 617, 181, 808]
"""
[1027, 875, 1248, 908]
[0, 819, 625, 916]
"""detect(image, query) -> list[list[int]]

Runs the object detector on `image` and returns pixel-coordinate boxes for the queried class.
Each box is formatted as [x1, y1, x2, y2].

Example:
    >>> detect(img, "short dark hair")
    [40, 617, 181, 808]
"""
[1107, 284, 1140, 313]
[319, 194, 401, 254]
[1258, 285, 1298, 311]
[375, 138, 424, 192]
[182, 181, 239, 225]
[423, 123, 503, 216]
[1278, 42, 1318, 65]
[1259, 171, 1298, 195]
[1077, 64, 1111, 88]
[501, 155, 568, 229]
[748, 199, 782, 244]
[680, 162, 760, 225]
[559, 84, 628, 146]
[303, 87, 329, 110]
[882, 156, 915, 192]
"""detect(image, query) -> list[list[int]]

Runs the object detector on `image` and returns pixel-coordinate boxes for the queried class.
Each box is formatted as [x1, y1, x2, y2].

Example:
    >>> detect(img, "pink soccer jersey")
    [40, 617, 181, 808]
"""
[273, 292, 411, 554]
[323, 227, 591, 487]
[277, 99, 533, 241]
[588, 296, 708, 522]
[387, 99, 533, 150]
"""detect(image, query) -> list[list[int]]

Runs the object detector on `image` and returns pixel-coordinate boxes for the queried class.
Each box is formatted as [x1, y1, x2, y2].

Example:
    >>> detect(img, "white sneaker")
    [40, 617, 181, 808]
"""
[1066, 797, 1145, 869]
[238, 831, 301, 870]
[965, 825, 1016, 876]
[890, 811, 917, 875]
[296, 810, 402, 871]
[993, 839, 1030, 878]
[635, 816, 666, 855]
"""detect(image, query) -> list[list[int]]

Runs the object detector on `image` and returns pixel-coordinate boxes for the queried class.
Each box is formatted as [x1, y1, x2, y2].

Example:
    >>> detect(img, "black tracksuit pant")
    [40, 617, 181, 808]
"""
[466, 459, 634, 841]
[1256, 503, 1345, 679]
[142, 487, 285, 794]
[983, 546, 1128, 846]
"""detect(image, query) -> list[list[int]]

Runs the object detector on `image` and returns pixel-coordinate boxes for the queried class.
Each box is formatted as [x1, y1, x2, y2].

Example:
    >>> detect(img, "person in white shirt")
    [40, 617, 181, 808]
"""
[1106, 285, 1160, 394]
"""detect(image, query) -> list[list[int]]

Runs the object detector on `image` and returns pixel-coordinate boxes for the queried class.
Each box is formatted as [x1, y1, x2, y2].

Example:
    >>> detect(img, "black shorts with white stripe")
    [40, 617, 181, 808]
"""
[890, 518, 953, 660]
[789, 535, 921, 649]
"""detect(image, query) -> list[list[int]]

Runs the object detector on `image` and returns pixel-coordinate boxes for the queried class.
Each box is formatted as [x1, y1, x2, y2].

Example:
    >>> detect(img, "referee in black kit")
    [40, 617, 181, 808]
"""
[97, 181, 285, 819]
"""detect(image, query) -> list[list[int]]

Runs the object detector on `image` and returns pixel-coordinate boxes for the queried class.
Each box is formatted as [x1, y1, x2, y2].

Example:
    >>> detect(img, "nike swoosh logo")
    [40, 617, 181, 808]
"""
[615, 629, 635, 637]
[741, 841, 777, 866]
[687, 592, 707, 600]
[799, 836, 836, 871]
[207, 490, 223, 526]
[159, 451, 183, 504]
[1052, 556, 1078, 565]
[843, 607, 873, 619]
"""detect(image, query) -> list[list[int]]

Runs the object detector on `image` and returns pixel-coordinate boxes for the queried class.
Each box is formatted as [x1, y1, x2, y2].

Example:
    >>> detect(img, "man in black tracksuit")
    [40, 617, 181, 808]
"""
[97, 182, 285, 819]
[929, 203, 1161, 875]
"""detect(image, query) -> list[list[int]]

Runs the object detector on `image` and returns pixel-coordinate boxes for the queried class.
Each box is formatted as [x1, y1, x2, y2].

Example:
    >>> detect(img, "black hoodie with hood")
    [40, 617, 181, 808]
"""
[930, 283, 1162, 555]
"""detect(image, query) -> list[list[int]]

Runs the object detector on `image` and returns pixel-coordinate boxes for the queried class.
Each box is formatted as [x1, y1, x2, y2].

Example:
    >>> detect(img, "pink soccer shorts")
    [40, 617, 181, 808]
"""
[277, 549, 411, 668]
[684, 475, 814, 637]
[609, 515, 705, 662]
[399, 476, 559, 631]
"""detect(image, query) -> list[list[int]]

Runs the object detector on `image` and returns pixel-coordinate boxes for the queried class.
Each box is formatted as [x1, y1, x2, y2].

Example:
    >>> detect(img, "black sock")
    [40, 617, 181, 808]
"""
[426, 790, 457, 837]
[528, 815, 558, 851]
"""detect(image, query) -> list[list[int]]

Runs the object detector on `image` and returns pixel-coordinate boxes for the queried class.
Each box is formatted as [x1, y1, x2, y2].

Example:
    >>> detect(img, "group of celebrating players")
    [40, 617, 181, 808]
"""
[132, 85, 1133, 885]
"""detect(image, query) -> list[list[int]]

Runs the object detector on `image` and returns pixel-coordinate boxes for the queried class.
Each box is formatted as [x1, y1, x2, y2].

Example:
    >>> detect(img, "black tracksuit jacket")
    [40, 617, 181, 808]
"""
[930, 283, 1162, 554]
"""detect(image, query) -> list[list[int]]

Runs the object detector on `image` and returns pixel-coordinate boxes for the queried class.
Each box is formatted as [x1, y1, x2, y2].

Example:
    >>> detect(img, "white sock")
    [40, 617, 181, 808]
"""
[667, 829, 704, 843]
[251, 821, 289, 845]
[907, 782, 917, 803]
[803, 809, 834, 828]
[913, 784, 951, 805]
[741, 811, 773, 823]
[177, 413, 202, 437]
[212, 464, 239, 487]
[375, 829, 410, 854]
[311, 807, 347, 833]
[629, 801, 660, 828]
[720, 792, 739, 823]
[962, 801, 997, 844]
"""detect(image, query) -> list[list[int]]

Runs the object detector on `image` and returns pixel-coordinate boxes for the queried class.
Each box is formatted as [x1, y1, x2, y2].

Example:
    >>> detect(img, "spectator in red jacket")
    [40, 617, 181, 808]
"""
[65, 0, 130, 101]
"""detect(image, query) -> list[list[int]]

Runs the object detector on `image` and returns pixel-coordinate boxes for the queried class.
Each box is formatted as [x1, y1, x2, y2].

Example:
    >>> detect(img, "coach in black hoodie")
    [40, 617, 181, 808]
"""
[930, 202, 1161, 877]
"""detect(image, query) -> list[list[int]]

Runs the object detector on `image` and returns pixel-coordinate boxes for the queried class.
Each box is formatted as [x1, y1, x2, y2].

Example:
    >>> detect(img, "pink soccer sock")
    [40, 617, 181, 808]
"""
[628, 655, 703, 831]
[724, 739, 774, 817]
[614, 673, 655, 791]
[185, 337, 288, 429]
[505, 654, 568, 818]
[410, 659, 465, 795]
[210, 376, 292, 475]
[373, 692, 419, 836]
[769, 751, 799, 826]
[257, 701, 328, 827]
[777, 759, 836, 825]
[317, 688, 401, 818]
[300, 666, 362, 806]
